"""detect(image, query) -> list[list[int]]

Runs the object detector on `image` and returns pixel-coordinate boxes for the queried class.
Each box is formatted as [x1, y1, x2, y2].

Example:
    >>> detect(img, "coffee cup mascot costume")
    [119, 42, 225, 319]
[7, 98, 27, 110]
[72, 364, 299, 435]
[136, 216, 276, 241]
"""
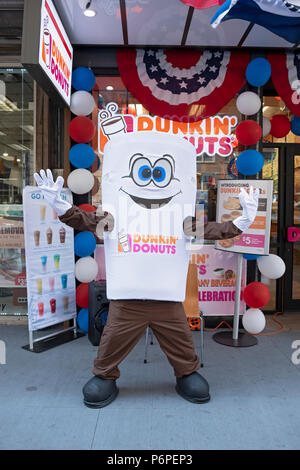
[34, 131, 258, 408]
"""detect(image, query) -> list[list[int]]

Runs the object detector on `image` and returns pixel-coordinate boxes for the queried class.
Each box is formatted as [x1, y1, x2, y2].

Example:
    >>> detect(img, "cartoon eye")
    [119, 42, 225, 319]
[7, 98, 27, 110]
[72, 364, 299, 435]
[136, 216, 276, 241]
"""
[131, 157, 152, 186]
[152, 158, 173, 187]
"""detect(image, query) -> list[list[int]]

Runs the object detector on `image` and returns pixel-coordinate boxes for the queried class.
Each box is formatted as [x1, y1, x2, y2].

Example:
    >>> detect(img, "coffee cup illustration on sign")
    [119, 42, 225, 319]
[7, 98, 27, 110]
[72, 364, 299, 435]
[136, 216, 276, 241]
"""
[34, 230, 40, 247]
[62, 296, 69, 311]
[40, 205, 46, 222]
[100, 103, 127, 140]
[46, 228, 53, 245]
[59, 226, 66, 243]
[118, 231, 131, 253]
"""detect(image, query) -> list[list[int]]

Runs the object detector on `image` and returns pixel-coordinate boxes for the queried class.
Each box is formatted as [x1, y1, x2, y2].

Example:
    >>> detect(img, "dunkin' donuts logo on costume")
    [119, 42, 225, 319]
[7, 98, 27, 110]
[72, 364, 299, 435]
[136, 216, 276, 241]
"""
[118, 232, 179, 255]
[98, 102, 238, 158]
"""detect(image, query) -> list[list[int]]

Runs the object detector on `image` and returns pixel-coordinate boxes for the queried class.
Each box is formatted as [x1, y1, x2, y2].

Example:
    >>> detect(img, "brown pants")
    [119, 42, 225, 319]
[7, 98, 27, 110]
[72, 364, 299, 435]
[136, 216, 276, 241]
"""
[93, 299, 200, 380]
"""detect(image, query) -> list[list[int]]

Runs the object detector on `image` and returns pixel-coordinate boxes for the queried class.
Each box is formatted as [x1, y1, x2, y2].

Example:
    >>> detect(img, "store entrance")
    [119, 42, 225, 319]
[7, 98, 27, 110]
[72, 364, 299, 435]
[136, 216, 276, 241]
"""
[263, 143, 300, 312]
[282, 144, 300, 311]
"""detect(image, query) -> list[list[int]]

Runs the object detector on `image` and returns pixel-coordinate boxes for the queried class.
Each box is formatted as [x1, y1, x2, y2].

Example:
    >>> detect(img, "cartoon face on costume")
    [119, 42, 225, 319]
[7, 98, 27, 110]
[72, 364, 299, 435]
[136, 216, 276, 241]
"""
[120, 152, 181, 209]
[102, 131, 196, 221]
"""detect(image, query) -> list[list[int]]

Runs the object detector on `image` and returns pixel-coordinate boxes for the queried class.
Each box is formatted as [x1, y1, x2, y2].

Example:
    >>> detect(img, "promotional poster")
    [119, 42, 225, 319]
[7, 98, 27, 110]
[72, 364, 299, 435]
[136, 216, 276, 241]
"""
[190, 245, 246, 315]
[23, 187, 76, 331]
[215, 179, 273, 255]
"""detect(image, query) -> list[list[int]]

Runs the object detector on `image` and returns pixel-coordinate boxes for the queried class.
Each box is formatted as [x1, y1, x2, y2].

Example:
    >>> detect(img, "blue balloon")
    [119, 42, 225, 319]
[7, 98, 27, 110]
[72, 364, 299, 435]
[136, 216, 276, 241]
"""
[236, 150, 264, 176]
[291, 116, 300, 136]
[243, 254, 261, 260]
[77, 308, 89, 333]
[246, 58, 271, 87]
[72, 67, 95, 92]
[74, 231, 96, 257]
[69, 144, 95, 169]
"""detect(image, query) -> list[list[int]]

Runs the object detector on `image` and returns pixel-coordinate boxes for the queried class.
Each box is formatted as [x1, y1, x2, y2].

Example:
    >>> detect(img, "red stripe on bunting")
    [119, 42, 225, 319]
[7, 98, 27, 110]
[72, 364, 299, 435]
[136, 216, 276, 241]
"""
[268, 53, 300, 118]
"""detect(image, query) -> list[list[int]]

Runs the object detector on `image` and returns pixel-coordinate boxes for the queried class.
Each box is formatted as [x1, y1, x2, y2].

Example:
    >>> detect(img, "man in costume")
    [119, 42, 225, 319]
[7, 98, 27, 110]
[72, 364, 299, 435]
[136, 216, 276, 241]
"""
[34, 132, 258, 408]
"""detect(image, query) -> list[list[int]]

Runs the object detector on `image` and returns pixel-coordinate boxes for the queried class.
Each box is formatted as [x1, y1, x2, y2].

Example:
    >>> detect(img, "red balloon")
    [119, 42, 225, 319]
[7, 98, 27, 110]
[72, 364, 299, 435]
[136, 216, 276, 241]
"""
[270, 115, 291, 138]
[69, 116, 96, 143]
[236, 120, 262, 146]
[76, 283, 89, 308]
[78, 203, 97, 213]
[244, 282, 270, 308]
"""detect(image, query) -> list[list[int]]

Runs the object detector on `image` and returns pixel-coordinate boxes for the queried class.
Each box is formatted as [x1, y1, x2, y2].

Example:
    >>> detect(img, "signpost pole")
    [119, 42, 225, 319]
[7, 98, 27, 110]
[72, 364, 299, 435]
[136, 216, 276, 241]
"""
[213, 252, 257, 347]
[232, 253, 243, 341]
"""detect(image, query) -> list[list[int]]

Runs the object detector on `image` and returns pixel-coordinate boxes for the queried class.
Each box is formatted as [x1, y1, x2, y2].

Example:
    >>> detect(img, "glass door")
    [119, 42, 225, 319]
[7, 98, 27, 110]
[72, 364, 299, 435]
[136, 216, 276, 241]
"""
[284, 145, 300, 311]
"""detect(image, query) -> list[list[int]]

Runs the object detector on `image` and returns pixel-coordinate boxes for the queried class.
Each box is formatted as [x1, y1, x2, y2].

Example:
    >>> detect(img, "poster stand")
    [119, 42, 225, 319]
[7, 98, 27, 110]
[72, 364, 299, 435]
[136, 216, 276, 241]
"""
[23, 319, 85, 353]
[213, 253, 257, 347]
[212, 179, 273, 348]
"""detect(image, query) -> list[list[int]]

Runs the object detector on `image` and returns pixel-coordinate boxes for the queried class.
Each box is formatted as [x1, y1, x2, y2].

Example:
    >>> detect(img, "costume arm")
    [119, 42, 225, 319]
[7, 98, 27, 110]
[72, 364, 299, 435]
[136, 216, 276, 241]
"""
[183, 218, 242, 240]
[59, 205, 114, 236]
[184, 185, 259, 240]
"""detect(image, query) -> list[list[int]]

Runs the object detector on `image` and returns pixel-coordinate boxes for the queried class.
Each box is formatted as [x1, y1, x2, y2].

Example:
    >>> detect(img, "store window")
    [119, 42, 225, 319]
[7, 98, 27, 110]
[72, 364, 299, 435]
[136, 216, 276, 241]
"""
[263, 96, 300, 145]
[0, 68, 34, 315]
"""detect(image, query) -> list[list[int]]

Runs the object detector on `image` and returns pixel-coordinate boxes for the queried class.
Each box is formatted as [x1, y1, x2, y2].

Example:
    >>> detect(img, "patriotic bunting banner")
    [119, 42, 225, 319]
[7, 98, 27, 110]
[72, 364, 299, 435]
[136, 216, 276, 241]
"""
[211, 0, 300, 44]
[117, 49, 249, 122]
[268, 53, 300, 117]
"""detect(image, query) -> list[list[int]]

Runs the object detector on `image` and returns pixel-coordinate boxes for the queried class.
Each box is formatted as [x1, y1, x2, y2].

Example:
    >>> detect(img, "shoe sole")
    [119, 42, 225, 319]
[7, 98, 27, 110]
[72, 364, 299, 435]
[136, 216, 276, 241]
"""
[175, 385, 210, 404]
[83, 387, 119, 409]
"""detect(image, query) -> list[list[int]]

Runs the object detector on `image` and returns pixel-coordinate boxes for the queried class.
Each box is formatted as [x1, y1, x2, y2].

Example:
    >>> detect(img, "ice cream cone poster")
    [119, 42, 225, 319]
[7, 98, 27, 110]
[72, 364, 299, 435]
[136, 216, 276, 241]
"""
[98, 102, 238, 159]
[23, 186, 76, 331]
[189, 245, 247, 316]
[38, 0, 73, 106]
[215, 179, 273, 255]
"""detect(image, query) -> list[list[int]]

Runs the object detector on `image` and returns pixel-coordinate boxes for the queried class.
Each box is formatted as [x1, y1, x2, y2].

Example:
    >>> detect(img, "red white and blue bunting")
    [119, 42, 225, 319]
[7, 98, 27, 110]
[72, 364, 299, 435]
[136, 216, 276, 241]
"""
[268, 52, 300, 118]
[117, 48, 249, 122]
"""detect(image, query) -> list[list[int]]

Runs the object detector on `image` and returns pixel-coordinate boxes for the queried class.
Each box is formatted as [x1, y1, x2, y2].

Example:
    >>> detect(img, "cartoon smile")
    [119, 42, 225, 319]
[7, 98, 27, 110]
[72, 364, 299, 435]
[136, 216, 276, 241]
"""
[120, 188, 181, 209]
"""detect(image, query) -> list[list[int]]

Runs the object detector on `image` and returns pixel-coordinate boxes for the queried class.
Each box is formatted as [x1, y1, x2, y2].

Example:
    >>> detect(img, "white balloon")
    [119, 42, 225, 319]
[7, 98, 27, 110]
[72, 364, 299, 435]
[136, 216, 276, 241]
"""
[263, 117, 271, 137]
[75, 256, 98, 283]
[70, 91, 95, 116]
[242, 308, 266, 334]
[67, 169, 94, 194]
[236, 92, 261, 116]
[257, 254, 286, 280]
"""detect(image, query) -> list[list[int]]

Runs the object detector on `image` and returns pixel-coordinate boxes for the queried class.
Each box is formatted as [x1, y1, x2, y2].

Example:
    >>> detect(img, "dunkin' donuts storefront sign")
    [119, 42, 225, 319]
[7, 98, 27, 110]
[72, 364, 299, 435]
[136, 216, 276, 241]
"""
[98, 102, 238, 158]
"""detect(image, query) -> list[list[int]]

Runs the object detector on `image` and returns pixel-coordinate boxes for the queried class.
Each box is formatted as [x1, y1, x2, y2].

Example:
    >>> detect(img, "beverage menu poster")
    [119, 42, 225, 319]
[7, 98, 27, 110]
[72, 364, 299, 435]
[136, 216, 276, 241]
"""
[23, 186, 76, 331]
[215, 180, 273, 256]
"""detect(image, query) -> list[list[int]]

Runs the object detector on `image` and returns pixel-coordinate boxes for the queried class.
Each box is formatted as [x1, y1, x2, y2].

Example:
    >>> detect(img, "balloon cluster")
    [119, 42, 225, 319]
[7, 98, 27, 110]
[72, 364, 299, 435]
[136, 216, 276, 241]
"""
[233, 58, 288, 334]
[234, 58, 269, 176]
[242, 254, 286, 334]
[68, 67, 99, 332]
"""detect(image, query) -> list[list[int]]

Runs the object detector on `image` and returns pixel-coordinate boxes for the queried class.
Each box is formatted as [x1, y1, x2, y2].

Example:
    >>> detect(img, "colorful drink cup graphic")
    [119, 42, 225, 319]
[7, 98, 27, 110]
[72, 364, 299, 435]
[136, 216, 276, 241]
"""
[48, 276, 55, 291]
[62, 296, 69, 311]
[36, 278, 42, 295]
[118, 232, 130, 253]
[46, 227, 53, 245]
[53, 254, 60, 270]
[53, 209, 58, 220]
[43, 25, 50, 68]
[40, 205, 46, 222]
[41, 256, 47, 272]
[61, 274, 68, 289]
[59, 226, 66, 243]
[34, 230, 40, 247]
[38, 302, 44, 317]
[49, 298, 56, 314]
